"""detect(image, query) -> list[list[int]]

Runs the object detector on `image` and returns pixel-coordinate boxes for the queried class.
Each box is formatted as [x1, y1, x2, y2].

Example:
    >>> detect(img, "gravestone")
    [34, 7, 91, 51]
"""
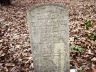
[27, 3, 69, 72]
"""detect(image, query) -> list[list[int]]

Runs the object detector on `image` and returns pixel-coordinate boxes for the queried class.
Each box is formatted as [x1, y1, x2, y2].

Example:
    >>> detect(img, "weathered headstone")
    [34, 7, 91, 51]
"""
[27, 3, 69, 72]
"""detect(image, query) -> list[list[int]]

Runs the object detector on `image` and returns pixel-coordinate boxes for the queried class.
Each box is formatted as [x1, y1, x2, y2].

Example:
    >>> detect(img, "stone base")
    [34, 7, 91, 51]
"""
[30, 69, 78, 72]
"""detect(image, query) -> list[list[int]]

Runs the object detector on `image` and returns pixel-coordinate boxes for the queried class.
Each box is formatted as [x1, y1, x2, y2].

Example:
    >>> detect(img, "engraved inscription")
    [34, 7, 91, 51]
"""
[27, 3, 69, 72]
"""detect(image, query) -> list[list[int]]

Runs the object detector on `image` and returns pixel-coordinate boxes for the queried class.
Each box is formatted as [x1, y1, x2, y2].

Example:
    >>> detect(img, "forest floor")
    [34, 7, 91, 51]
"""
[0, 0, 96, 72]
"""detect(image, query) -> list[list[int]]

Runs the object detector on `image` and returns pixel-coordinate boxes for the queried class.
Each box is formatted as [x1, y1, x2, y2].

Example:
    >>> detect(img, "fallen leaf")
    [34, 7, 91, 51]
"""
[91, 57, 96, 62]
[5, 63, 15, 66]
[91, 66, 96, 72]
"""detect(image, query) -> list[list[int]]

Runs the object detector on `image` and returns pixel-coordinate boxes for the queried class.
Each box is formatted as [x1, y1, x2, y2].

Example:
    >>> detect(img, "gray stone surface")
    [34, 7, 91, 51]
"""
[27, 3, 69, 72]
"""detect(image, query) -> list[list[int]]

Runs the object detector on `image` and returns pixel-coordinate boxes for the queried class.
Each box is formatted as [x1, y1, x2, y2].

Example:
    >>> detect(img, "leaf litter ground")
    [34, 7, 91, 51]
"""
[0, 0, 96, 72]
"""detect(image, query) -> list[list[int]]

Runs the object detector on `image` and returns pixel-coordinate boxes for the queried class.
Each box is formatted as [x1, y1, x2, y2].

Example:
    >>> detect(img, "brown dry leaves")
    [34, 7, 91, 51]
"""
[0, 0, 96, 72]
[0, 0, 33, 72]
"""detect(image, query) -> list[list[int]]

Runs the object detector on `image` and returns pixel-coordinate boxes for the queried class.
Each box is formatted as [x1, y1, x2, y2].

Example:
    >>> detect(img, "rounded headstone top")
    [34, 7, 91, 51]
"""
[27, 3, 68, 12]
